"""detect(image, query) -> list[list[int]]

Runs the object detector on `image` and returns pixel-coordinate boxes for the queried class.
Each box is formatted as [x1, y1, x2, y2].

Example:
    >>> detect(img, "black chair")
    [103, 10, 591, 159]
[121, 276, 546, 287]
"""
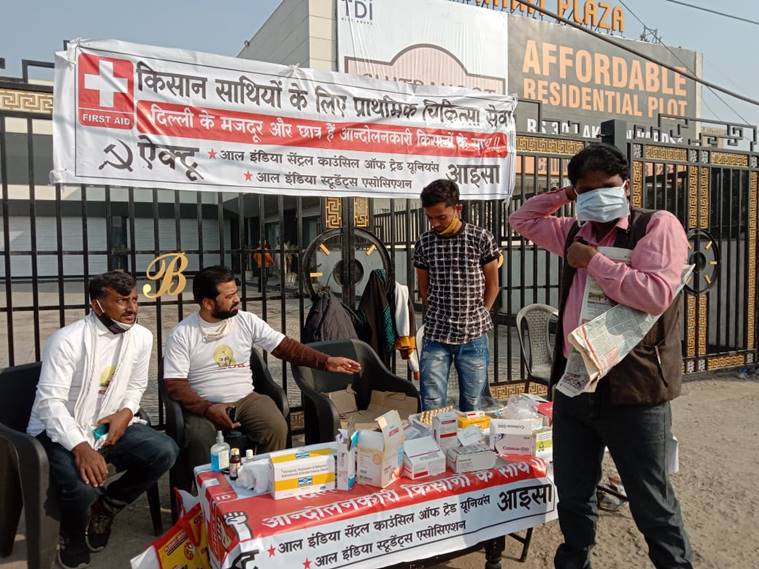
[290, 339, 421, 444]
[161, 347, 290, 520]
[0, 363, 163, 569]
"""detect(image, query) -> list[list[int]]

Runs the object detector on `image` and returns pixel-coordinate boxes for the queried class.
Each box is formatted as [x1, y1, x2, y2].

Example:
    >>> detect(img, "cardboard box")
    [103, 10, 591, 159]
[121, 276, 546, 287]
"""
[332, 388, 418, 429]
[536, 402, 554, 427]
[490, 418, 541, 456]
[492, 433, 533, 456]
[328, 386, 358, 415]
[457, 411, 491, 430]
[336, 429, 359, 491]
[368, 390, 418, 419]
[433, 411, 459, 450]
[490, 417, 544, 438]
[269, 443, 336, 500]
[446, 444, 496, 473]
[343, 409, 379, 432]
[533, 428, 553, 461]
[356, 410, 405, 488]
[402, 436, 446, 480]
[328, 386, 361, 431]
[490, 420, 553, 459]
[457, 425, 485, 447]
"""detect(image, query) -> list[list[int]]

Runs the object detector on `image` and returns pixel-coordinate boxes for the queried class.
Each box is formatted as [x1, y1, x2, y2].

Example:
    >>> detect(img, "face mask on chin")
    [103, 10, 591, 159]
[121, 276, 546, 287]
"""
[575, 185, 630, 223]
[95, 300, 135, 334]
[437, 214, 461, 236]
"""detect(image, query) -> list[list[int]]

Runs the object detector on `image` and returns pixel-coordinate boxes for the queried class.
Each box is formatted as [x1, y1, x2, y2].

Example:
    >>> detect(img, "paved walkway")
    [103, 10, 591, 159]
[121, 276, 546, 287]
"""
[5, 375, 759, 569]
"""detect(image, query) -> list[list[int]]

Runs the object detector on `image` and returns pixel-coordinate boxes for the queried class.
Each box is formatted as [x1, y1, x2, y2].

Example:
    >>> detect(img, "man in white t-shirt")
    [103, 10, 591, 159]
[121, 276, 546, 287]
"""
[164, 265, 361, 472]
[27, 271, 179, 569]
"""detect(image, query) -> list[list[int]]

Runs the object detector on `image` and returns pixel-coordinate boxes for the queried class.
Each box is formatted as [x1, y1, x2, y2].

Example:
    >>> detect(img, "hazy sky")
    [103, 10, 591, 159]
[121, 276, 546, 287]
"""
[2, 0, 757, 134]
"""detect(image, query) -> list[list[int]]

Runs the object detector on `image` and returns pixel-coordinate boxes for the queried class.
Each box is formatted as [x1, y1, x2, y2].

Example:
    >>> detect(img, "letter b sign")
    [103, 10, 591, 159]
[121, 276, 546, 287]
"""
[143, 252, 189, 299]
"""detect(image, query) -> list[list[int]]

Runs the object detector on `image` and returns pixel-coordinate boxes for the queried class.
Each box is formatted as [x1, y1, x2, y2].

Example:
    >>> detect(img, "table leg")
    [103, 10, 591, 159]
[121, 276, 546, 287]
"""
[484, 536, 506, 569]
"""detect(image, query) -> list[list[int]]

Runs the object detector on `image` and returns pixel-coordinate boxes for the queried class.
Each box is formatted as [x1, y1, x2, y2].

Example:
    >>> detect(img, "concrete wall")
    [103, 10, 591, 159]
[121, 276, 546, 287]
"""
[308, 0, 337, 71]
[237, 0, 337, 71]
[237, 0, 310, 66]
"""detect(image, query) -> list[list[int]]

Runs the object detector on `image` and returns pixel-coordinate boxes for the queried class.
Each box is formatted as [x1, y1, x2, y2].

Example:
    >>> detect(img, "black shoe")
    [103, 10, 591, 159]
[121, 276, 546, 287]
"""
[58, 533, 90, 569]
[86, 498, 116, 553]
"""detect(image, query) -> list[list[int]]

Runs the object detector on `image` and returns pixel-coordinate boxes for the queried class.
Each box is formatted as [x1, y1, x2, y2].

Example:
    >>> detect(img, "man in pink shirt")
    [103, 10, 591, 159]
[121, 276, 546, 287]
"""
[510, 143, 693, 569]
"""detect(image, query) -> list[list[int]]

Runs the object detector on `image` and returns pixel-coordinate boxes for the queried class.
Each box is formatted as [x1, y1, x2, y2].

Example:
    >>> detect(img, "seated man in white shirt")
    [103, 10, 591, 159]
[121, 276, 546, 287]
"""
[27, 270, 179, 569]
[164, 265, 361, 472]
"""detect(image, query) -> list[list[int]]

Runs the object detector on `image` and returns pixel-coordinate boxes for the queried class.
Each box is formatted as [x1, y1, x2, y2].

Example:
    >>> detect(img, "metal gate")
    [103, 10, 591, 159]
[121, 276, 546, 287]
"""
[630, 126, 759, 373]
[2, 59, 757, 430]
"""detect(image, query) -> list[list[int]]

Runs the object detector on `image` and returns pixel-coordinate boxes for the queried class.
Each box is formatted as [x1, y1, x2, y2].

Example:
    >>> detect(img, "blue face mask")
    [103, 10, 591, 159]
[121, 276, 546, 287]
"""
[575, 185, 630, 223]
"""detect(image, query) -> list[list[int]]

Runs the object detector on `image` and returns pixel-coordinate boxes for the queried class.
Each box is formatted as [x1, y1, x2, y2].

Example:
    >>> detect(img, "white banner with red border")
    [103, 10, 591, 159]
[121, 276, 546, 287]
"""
[194, 457, 555, 569]
[51, 39, 516, 201]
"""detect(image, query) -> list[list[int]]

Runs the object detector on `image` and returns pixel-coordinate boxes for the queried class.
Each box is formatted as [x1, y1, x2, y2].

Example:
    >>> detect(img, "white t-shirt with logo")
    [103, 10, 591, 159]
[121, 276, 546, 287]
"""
[163, 311, 285, 403]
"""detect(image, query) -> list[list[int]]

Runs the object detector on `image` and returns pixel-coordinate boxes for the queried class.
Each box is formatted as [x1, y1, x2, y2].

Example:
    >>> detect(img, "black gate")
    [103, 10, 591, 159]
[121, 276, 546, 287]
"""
[630, 128, 759, 373]
[2, 59, 757, 430]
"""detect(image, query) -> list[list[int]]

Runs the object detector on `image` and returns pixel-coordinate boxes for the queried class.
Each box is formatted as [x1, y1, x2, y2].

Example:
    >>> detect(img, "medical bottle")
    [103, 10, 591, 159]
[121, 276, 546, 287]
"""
[229, 448, 241, 480]
[210, 431, 230, 472]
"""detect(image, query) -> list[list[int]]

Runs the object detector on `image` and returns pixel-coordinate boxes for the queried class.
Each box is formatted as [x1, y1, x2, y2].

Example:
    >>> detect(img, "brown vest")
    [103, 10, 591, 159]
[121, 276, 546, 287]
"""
[549, 208, 683, 406]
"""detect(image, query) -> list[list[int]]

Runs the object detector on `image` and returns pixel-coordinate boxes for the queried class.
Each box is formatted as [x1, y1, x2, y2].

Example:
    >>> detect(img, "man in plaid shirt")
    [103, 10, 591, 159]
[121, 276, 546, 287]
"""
[414, 180, 500, 411]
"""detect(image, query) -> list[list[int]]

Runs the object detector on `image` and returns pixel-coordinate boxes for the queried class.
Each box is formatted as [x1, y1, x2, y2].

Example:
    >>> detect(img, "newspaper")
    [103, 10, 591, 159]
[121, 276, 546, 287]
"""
[557, 246, 693, 398]
[579, 247, 632, 322]
[556, 248, 631, 397]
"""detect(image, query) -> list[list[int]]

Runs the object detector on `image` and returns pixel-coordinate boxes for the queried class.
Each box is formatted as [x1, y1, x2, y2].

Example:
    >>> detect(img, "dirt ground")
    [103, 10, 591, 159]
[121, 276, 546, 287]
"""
[4, 375, 758, 568]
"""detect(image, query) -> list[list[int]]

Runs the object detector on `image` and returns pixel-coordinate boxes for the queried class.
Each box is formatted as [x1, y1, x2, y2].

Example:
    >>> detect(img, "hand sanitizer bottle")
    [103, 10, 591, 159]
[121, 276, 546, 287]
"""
[210, 431, 230, 472]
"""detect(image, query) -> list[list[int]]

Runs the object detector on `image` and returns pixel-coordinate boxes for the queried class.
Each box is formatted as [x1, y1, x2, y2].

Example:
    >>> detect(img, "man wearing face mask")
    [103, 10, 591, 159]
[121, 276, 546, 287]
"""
[414, 179, 501, 411]
[510, 143, 692, 569]
[163, 265, 361, 473]
[27, 270, 179, 569]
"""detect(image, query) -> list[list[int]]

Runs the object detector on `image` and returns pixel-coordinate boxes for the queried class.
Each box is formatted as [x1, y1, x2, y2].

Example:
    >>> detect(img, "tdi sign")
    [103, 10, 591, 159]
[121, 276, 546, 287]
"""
[340, 0, 375, 21]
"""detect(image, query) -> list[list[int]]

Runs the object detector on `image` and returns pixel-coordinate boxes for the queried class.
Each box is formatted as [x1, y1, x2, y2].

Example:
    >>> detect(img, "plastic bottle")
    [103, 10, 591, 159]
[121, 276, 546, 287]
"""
[244, 449, 254, 464]
[229, 448, 241, 480]
[210, 431, 230, 472]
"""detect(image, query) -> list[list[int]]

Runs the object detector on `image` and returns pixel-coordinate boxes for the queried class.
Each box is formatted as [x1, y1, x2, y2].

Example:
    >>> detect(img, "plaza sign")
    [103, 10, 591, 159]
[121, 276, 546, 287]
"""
[342, 0, 699, 140]
[454, 0, 625, 33]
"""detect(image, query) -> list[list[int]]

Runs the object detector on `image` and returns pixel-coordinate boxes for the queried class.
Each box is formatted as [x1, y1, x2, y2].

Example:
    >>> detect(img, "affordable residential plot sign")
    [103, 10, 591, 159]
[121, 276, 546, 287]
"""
[52, 40, 516, 201]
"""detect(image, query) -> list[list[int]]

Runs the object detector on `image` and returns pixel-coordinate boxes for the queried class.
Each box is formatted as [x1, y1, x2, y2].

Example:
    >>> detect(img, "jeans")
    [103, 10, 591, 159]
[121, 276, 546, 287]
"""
[552, 388, 693, 569]
[38, 423, 179, 537]
[420, 334, 489, 411]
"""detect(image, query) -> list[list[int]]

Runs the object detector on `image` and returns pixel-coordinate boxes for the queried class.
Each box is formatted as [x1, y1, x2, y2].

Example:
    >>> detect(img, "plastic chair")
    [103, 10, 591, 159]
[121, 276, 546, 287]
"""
[290, 339, 421, 444]
[0, 363, 163, 569]
[515, 303, 559, 398]
[161, 347, 290, 520]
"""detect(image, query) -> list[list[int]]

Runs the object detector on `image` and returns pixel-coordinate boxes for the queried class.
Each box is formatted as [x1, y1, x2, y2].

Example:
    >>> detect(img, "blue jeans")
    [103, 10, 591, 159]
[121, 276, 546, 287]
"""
[420, 334, 489, 411]
[38, 423, 179, 537]
[553, 388, 693, 569]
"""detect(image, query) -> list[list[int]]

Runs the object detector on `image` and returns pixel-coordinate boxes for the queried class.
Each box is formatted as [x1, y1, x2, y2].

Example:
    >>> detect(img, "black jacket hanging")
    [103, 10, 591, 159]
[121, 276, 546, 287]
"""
[302, 289, 360, 344]
[358, 269, 397, 367]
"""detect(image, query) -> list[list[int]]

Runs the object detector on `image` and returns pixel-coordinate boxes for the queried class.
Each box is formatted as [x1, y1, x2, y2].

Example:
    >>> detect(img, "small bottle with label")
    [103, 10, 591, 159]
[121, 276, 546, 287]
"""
[229, 448, 241, 480]
[210, 431, 230, 472]
[244, 449, 254, 464]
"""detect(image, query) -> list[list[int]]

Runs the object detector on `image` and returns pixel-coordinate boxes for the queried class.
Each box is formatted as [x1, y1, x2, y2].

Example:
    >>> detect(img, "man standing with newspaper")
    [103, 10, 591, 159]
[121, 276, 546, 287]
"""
[509, 143, 693, 569]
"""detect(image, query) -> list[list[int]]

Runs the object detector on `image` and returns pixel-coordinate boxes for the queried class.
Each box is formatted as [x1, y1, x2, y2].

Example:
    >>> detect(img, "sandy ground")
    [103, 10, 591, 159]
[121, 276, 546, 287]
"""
[3, 375, 758, 569]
